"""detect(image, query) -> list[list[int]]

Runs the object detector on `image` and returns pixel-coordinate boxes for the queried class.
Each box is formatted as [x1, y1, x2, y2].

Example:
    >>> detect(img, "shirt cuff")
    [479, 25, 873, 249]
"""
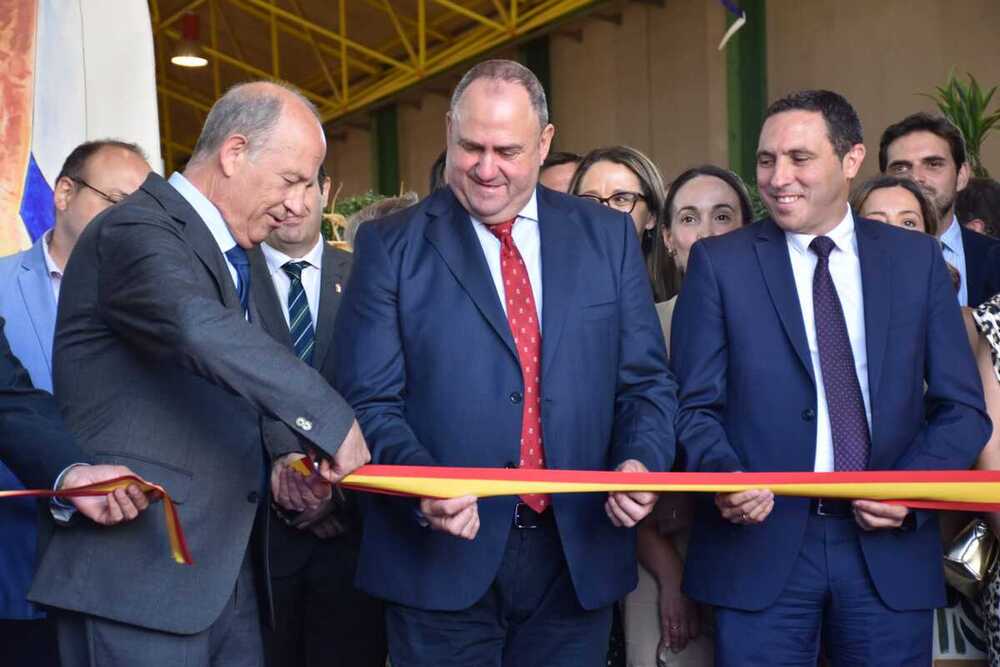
[50, 463, 88, 522]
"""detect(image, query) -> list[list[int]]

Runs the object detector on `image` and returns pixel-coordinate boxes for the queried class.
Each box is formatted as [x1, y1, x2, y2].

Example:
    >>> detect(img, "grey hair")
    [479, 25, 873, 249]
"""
[449, 59, 549, 128]
[190, 80, 320, 162]
[343, 192, 420, 248]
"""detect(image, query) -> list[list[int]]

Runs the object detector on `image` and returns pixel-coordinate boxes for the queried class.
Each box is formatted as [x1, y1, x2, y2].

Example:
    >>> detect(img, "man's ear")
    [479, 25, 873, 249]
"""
[219, 134, 250, 177]
[957, 162, 971, 193]
[538, 124, 555, 165]
[53, 176, 76, 213]
[842, 143, 866, 180]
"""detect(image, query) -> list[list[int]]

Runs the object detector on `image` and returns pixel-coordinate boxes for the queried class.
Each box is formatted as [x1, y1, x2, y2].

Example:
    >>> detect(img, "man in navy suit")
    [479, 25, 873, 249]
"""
[879, 112, 1000, 307]
[672, 90, 990, 665]
[0, 140, 149, 664]
[333, 59, 677, 667]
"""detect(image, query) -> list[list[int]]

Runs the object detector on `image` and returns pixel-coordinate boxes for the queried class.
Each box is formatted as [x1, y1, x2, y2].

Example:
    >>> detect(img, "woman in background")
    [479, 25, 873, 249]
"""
[626, 165, 753, 667]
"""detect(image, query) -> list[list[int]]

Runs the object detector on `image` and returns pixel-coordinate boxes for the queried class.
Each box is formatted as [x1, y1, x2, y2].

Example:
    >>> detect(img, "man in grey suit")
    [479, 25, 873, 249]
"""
[30, 81, 369, 667]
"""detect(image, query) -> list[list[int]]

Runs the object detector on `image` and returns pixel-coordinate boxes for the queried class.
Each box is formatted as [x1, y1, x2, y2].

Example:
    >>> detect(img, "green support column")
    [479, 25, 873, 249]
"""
[726, 0, 767, 187]
[371, 104, 400, 196]
[520, 35, 552, 121]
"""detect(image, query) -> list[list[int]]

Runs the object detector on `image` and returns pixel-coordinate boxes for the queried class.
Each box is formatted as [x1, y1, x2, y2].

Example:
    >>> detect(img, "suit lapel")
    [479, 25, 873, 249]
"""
[538, 190, 580, 382]
[312, 245, 348, 370]
[424, 189, 518, 360]
[960, 225, 984, 306]
[17, 241, 57, 375]
[248, 247, 292, 347]
[754, 219, 814, 383]
[856, 217, 890, 406]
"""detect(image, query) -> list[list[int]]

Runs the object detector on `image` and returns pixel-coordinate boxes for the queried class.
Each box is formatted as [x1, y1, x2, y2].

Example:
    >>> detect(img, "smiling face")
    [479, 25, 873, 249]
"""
[756, 109, 865, 236]
[663, 174, 744, 272]
[218, 98, 327, 249]
[858, 185, 928, 234]
[445, 78, 554, 225]
[576, 160, 654, 236]
[267, 175, 329, 257]
[883, 130, 969, 233]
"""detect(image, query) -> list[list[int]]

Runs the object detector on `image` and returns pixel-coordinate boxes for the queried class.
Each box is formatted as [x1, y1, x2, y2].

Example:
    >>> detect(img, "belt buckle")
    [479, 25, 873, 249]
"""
[513, 502, 538, 529]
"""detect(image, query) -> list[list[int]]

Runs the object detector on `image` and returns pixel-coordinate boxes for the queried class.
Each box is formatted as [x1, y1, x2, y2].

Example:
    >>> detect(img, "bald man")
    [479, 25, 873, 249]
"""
[30, 81, 369, 667]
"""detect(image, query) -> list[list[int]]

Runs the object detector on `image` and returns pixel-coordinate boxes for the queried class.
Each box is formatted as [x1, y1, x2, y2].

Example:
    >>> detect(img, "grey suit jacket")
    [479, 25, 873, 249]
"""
[249, 242, 354, 577]
[29, 173, 355, 635]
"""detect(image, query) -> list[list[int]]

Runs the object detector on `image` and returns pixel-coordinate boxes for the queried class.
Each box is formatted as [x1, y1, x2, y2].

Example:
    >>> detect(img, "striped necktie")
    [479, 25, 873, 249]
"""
[282, 260, 315, 365]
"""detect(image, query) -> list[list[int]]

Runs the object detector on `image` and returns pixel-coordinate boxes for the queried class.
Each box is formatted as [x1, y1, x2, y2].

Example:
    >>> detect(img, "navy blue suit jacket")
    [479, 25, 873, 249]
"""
[333, 186, 677, 611]
[961, 224, 1000, 307]
[672, 216, 990, 612]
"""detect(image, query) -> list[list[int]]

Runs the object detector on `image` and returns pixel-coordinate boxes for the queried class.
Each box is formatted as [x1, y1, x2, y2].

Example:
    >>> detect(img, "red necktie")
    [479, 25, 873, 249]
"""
[487, 220, 549, 513]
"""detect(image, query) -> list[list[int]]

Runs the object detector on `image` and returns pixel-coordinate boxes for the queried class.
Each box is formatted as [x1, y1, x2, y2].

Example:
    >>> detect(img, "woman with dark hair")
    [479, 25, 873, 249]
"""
[850, 175, 939, 235]
[625, 165, 752, 667]
[569, 146, 666, 288]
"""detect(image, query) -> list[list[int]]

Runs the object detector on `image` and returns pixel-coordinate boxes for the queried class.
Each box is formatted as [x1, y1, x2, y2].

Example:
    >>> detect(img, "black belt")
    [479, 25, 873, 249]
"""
[513, 502, 553, 529]
[811, 498, 853, 518]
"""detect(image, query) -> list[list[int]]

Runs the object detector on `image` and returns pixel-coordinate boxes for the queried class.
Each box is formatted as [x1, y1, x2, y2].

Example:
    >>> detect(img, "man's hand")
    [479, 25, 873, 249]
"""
[60, 464, 151, 526]
[606, 459, 657, 528]
[305, 512, 349, 540]
[419, 496, 479, 540]
[853, 499, 909, 530]
[271, 453, 331, 512]
[715, 488, 774, 525]
[314, 420, 370, 484]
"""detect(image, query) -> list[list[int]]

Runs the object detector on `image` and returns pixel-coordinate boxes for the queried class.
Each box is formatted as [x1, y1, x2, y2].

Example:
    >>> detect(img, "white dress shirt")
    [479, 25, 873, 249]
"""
[41, 230, 63, 301]
[785, 207, 872, 472]
[471, 191, 543, 326]
[261, 237, 324, 327]
[168, 172, 240, 291]
[939, 214, 967, 306]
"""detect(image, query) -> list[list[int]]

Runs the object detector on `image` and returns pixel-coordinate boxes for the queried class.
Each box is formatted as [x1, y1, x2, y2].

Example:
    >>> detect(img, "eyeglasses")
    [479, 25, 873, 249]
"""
[578, 191, 645, 215]
[70, 177, 127, 205]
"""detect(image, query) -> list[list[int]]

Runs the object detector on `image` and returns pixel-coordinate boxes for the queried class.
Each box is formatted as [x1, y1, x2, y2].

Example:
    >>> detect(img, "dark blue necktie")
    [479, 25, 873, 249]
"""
[281, 261, 315, 365]
[225, 246, 251, 319]
[810, 236, 870, 471]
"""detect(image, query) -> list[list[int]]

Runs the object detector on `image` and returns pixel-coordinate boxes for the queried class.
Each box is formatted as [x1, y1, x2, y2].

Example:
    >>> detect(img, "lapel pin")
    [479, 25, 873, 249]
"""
[335, 283, 342, 293]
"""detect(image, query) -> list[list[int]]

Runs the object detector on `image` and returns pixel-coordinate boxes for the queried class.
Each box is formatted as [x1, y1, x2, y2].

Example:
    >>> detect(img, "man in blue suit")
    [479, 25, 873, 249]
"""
[0, 140, 149, 664]
[672, 90, 991, 666]
[333, 59, 677, 667]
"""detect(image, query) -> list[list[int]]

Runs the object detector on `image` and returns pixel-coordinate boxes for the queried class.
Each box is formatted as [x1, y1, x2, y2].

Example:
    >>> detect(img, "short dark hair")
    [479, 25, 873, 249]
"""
[542, 151, 581, 170]
[650, 165, 754, 302]
[763, 90, 863, 158]
[56, 139, 147, 183]
[850, 175, 941, 236]
[428, 150, 447, 193]
[878, 112, 967, 173]
[956, 177, 1000, 238]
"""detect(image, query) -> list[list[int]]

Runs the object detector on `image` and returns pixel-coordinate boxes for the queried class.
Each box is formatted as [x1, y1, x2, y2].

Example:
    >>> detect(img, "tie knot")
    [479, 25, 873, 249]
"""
[282, 260, 309, 281]
[810, 236, 836, 260]
[486, 219, 516, 242]
[225, 245, 249, 268]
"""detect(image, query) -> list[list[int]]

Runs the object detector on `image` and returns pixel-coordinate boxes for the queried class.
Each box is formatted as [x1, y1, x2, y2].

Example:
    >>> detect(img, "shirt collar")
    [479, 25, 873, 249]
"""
[261, 236, 325, 276]
[785, 205, 855, 257]
[940, 213, 962, 252]
[41, 230, 63, 277]
[470, 189, 539, 228]
[168, 172, 238, 255]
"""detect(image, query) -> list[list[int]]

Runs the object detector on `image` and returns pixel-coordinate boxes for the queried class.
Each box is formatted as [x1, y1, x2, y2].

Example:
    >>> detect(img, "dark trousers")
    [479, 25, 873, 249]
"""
[713, 514, 932, 667]
[56, 553, 262, 667]
[263, 536, 386, 667]
[0, 617, 60, 667]
[385, 514, 613, 667]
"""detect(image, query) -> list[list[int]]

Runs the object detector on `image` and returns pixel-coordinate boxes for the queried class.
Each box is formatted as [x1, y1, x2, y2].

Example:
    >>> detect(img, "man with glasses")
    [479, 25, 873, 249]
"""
[0, 139, 149, 664]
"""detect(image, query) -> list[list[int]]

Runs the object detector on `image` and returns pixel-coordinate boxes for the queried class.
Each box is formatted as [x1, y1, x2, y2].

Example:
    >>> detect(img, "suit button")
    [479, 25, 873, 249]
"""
[295, 417, 313, 431]
[247, 491, 260, 504]
[509, 392, 523, 404]
[802, 409, 816, 421]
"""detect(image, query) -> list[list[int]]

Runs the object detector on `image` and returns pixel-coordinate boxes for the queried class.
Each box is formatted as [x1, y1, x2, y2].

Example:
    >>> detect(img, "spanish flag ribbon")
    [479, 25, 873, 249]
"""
[0, 475, 192, 565]
[336, 465, 1000, 513]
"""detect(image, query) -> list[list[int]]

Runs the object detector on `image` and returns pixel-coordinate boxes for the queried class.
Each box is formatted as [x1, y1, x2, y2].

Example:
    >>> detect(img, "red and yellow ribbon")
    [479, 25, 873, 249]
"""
[0, 475, 192, 565]
[9, 465, 1000, 566]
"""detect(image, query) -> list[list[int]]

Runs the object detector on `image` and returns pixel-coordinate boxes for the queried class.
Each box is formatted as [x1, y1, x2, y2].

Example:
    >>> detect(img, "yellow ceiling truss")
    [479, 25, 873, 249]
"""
[149, 0, 602, 172]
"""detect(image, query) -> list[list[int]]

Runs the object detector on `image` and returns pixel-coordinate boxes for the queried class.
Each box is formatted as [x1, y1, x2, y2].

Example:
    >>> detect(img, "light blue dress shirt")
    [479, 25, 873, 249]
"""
[939, 215, 967, 306]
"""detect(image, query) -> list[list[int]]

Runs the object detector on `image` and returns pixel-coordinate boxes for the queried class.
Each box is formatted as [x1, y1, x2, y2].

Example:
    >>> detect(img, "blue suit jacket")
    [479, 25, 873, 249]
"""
[961, 224, 1000, 307]
[0, 239, 57, 619]
[672, 216, 990, 612]
[333, 186, 677, 611]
